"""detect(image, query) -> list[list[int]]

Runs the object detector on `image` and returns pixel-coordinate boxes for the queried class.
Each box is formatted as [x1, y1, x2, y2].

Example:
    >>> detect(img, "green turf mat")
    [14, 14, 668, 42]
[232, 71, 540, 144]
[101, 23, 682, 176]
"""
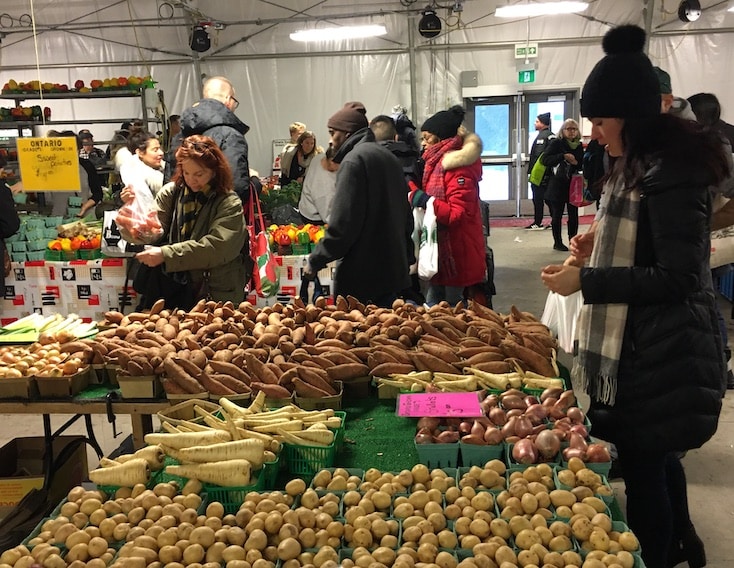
[74, 384, 120, 400]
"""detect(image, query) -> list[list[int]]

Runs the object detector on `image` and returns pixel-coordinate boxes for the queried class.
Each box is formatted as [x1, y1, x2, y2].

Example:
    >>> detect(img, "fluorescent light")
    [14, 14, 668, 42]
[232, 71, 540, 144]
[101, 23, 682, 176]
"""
[495, 2, 588, 18]
[728, 0, 734, 12]
[290, 24, 387, 42]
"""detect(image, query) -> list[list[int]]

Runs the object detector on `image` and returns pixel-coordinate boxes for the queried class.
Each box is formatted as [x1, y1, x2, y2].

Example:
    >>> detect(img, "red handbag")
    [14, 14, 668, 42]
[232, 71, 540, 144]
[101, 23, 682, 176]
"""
[247, 184, 280, 297]
[569, 174, 592, 207]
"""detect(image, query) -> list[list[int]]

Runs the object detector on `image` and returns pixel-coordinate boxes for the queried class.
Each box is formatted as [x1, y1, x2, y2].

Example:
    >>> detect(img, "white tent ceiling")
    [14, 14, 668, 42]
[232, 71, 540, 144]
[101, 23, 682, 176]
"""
[0, 0, 732, 175]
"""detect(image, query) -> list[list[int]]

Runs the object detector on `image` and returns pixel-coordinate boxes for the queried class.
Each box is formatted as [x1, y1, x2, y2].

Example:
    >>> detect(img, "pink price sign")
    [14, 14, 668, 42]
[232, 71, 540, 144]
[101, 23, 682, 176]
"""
[396, 392, 482, 417]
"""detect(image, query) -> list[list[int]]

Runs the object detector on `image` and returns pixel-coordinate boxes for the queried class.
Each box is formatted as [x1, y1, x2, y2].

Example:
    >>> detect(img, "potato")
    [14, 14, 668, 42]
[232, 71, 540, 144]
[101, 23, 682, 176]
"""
[618, 531, 640, 552]
[87, 536, 108, 559]
[588, 527, 610, 551]
[190, 526, 216, 548]
[183, 543, 206, 564]
[285, 478, 307, 496]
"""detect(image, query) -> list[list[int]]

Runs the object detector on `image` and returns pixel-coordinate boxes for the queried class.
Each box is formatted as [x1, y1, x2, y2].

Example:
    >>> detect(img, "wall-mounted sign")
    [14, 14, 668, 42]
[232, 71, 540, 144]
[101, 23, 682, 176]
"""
[515, 43, 539, 59]
[17, 137, 80, 191]
[519, 70, 536, 84]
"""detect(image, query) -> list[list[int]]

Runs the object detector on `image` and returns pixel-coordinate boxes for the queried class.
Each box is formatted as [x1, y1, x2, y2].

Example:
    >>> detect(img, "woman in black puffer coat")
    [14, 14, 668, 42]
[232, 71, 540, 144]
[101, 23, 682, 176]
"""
[541, 25, 729, 568]
[541, 118, 585, 251]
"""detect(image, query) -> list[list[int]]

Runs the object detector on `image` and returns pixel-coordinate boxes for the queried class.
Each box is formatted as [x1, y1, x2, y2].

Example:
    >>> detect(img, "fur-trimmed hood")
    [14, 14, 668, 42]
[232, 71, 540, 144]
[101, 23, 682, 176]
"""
[442, 131, 483, 171]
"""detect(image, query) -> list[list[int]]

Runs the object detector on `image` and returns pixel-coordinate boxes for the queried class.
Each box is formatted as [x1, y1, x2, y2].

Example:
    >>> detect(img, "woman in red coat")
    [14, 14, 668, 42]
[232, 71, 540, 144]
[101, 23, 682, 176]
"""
[409, 105, 486, 306]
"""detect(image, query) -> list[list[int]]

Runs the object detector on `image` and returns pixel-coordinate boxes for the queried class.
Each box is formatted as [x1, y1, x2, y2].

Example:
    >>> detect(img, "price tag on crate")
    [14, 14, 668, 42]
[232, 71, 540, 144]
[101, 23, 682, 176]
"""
[396, 392, 482, 417]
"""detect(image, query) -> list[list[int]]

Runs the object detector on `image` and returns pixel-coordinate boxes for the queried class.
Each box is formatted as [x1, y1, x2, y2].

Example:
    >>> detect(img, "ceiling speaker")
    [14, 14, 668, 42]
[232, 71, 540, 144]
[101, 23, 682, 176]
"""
[190, 25, 211, 52]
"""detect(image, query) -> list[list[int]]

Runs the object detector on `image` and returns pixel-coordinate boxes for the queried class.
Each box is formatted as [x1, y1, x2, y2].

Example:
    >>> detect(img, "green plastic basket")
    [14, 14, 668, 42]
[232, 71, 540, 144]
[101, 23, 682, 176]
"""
[26, 240, 48, 251]
[414, 441, 460, 469]
[291, 243, 310, 256]
[44, 216, 63, 227]
[332, 410, 346, 451]
[45, 249, 76, 261]
[10, 251, 25, 262]
[26, 251, 45, 261]
[203, 475, 265, 515]
[10, 241, 27, 252]
[284, 440, 337, 477]
[260, 456, 280, 490]
[76, 248, 102, 260]
[459, 440, 505, 467]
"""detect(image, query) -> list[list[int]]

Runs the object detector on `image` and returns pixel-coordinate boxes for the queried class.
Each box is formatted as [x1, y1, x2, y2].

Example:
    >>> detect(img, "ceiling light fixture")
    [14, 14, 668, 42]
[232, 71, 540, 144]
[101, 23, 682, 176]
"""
[418, 9, 442, 38]
[289, 24, 387, 42]
[495, 1, 589, 18]
[678, 0, 702, 21]
[728, 0, 734, 12]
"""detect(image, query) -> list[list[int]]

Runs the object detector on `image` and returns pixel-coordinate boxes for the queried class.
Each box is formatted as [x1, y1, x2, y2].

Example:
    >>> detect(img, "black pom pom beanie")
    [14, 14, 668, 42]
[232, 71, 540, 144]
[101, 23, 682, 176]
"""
[421, 105, 466, 140]
[580, 25, 660, 119]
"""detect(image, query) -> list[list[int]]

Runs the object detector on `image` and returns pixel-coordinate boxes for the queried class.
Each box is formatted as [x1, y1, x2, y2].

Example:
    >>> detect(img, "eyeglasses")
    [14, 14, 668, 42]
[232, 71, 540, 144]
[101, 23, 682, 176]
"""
[229, 95, 240, 110]
[564, 127, 578, 131]
[185, 140, 213, 154]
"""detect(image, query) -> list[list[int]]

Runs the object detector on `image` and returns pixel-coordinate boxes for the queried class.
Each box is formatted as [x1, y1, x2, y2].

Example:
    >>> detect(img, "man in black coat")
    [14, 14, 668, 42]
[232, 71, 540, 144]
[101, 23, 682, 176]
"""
[527, 112, 554, 229]
[305, 102, 412, 307]
[180, 76, 250, 204]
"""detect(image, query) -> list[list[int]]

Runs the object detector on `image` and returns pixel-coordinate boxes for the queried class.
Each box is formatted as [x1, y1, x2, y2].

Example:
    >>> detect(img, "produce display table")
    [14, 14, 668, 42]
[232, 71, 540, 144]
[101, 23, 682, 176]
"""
[0, 384, 170, 461]
[1, 258, 133, 324]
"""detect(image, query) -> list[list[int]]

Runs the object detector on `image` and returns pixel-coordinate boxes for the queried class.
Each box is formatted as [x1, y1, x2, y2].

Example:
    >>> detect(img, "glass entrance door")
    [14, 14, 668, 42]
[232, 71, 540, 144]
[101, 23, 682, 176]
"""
[466, 90, 578, 217]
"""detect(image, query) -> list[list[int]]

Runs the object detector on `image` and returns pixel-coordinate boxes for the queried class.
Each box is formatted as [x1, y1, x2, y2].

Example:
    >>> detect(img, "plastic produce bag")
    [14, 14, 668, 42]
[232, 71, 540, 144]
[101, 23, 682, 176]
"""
[115, 166, 163, 244]
[418, 197, 438, 280]
[541, 290, 584, 354]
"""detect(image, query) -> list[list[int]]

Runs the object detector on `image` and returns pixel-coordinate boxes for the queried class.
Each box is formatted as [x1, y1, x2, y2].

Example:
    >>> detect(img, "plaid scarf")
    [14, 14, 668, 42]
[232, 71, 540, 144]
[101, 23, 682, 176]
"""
[572, 175, 639, 405]
[422, 135, 463, 280]
[179, 185, 210, 241]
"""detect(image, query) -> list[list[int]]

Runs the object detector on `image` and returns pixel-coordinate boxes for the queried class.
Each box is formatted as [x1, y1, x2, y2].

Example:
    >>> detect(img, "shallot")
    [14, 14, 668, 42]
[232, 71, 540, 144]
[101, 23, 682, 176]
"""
[512, 438, 538, 464]
[415, 427, 434, 444]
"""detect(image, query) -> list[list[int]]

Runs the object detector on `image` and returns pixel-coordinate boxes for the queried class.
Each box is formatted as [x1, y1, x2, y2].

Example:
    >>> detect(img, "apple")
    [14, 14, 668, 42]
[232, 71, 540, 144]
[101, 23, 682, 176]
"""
[58, 84, 69, 92]
[74, 79, 84, 90]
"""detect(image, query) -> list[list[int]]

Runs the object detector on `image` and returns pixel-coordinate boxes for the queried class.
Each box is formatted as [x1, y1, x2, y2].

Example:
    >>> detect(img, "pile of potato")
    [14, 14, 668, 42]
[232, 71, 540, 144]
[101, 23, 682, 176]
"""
[0, 340, 91, 379]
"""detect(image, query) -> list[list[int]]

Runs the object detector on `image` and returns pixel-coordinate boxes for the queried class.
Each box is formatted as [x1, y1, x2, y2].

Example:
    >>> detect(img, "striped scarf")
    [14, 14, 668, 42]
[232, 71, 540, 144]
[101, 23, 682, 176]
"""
[572, 175, 639, 405]
[422, 135, 463, 280]
[179, 186, 210, 241]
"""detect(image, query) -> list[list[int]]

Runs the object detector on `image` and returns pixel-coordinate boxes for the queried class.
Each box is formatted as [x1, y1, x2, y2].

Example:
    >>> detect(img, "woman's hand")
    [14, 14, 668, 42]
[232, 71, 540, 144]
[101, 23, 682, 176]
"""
[564, 153, 578, 165]
[120, 185, 135, 203]
[569, 231, 595, 261]
[540, 264, 581, 296]
[136, 246, 164, 267]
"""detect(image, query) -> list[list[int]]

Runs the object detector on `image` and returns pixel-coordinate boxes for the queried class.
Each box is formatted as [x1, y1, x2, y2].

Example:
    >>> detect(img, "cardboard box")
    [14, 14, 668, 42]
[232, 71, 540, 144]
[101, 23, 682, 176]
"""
[0, 436, 88, 522]
[36, 367, 90, 398]
[118, 374, 163, 399]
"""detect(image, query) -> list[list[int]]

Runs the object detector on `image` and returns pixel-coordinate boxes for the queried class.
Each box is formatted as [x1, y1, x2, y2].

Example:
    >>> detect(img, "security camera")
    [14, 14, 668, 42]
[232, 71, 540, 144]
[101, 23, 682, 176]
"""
[419, 9, 441, 38]
[678, 0, 701, 22]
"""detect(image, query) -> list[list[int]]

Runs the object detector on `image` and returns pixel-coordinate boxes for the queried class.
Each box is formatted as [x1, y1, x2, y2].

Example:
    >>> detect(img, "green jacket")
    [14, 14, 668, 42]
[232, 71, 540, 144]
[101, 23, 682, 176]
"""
[156, 182, 248, 304]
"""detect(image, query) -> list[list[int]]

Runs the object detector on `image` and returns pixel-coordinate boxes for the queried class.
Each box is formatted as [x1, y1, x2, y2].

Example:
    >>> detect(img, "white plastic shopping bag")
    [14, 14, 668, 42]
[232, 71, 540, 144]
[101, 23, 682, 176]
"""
[541, 290, 584, 354]
[418, 197, 438, 280]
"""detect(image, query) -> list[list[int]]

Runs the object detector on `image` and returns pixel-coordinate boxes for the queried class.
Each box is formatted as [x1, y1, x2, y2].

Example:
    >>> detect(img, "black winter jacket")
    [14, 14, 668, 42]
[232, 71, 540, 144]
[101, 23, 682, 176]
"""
[180, 99, 250, 203]
[581, 158, 724, 453]
[308, 128, 412, 304]
[541, 138, 584, 203]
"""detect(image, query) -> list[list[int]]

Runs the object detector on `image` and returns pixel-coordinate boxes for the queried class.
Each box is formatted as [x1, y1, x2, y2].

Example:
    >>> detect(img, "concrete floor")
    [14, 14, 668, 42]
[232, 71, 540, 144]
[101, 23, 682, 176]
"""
[0, 223, 731, 566]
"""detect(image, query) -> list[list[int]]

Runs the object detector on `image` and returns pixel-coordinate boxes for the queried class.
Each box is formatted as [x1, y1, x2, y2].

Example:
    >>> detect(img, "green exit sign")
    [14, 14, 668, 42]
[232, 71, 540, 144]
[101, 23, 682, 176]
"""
[519, 70, 535, 84]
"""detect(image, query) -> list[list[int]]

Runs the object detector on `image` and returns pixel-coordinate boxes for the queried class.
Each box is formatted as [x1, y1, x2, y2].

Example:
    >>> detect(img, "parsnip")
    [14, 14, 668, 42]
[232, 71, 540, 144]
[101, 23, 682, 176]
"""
[165, 459, 252, 487]
[89, 458, 150, 487]
[115, 445, 165, 471]
[163, 439, 265, 469]
[144, 429, 231, 449]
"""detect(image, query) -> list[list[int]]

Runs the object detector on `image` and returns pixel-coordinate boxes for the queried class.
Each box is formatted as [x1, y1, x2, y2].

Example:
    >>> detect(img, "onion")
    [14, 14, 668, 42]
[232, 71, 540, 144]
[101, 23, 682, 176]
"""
[414, 427, 434, 444]
[500, 394, 526, 411]
[535, 429, 561, 460]
[512, 438, 538, 464]
[470, 420, 486, 438]
[562, 446, 586, 461]
[480, 394, 500, 414]
[540, 387, 563, 402]
[568, 431, 588, 451]
[585, 443, 611, 463]
[569, 424, 589, 439]
[484, 427, 504, 445]
[435, 430, 460, 444]
[460, 434, 486, 445]
[566, 406, 585, 424]
[524, 395, 540, 407]
[458, 421, 473, 436]
[542, 396, 559, 409]
[502, 416, 517, 438]
[532, 424, 547, 436]
[548, 402, 567, 420]
[524, 404, 548, 425]
[514, 416, 533, 439]
[417, 417, 441, 431]
[505, 408, 524, 419]
[488, 407, 507, 426]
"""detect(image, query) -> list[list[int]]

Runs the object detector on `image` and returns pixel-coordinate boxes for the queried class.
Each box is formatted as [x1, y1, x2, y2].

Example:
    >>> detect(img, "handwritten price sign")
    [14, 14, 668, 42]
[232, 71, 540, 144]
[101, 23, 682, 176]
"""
[17, 137, 81, 191]
[397, 392, 482, 417]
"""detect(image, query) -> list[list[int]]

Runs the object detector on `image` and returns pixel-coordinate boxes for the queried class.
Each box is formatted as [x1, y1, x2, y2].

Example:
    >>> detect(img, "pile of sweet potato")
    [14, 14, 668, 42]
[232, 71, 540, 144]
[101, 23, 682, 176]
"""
[92, 296, 557, 399]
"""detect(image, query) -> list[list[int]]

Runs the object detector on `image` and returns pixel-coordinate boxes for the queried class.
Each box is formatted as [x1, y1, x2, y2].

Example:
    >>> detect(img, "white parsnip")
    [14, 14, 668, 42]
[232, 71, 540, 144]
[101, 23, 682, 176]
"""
[89, 458, 150, 487]
[165, 459, 252, 487]
[144, 429, 231, 449]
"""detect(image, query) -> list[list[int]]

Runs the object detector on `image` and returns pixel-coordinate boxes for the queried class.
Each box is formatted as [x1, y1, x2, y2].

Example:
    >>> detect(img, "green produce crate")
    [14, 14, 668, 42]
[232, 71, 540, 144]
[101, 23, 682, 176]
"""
[25, 217, 46, 230]
[67, 196, 83, 207]
[26, 251, 45, 261]
[332, 410, 346, 451]
[20, 516, 51, 548]
[10, 252, 26, 262]
[291, 243, 310, 256]
[67, 207, 82, 217]
[43, 228, 59, 239]
[203, 475, 265, 515]
[506, 442, 560, 472]
[25, 229, 45, 241]
[5, 232, 24, 243]
[76, 248, 102, 260]
[414, 441, 459, 469]
[283, 440, 337, 478]
[12, 193, 27, 204]
[10, 241, 26, 252]
[260, 456, 280, 490]
[44, 215, 63, 227]
[45, 249, 76, 261]
[459, 440, 505, 467]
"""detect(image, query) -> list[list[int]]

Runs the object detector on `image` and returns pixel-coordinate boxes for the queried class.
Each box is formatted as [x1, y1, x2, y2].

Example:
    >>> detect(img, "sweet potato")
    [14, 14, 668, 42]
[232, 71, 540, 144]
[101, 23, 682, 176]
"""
[367, 350, 399, 369]
[298, 367, 337, 394]
[278, 367, 300, 388]
[326, 363, 370, 382]
[500, 340, 555, 377]
[174, 357, 204, 379]
[456, 352, 506, 368]
[456, 345, 503, 358]
[264, 362, 284, 381]
[418, 341, 461, 363]
[208, 333, 241, 351]
[246, 353, 280, 385]
[250, 382, 291, 399]
[309, 355, 336, 369]
[319, 350, 362, 365]
[161, 378, 187, 395]
[292, 378, 331, 398]
[315, 338, 352, 350]
[418, 319, 455, 345]
[369, 362, 415, 377]
[209, 373, 251, 394]
[208, 360, 252, 384]
[409, 351, 459, 374]
[470, 360, 513, 374]
[163, 358, 206, 394]
[380, 345, 413, 365]
[198, 370, 237, 396]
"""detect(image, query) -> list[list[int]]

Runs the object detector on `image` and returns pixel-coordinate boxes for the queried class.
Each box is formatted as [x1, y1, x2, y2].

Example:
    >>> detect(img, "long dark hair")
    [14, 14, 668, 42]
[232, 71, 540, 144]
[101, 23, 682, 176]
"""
[173, 135, 233, 195]
[615, 113, 730, 189]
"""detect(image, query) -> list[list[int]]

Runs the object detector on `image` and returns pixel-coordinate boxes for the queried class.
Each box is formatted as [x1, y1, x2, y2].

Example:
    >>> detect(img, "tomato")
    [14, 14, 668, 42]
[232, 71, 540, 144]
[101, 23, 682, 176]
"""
[276, 232, 292, 246]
